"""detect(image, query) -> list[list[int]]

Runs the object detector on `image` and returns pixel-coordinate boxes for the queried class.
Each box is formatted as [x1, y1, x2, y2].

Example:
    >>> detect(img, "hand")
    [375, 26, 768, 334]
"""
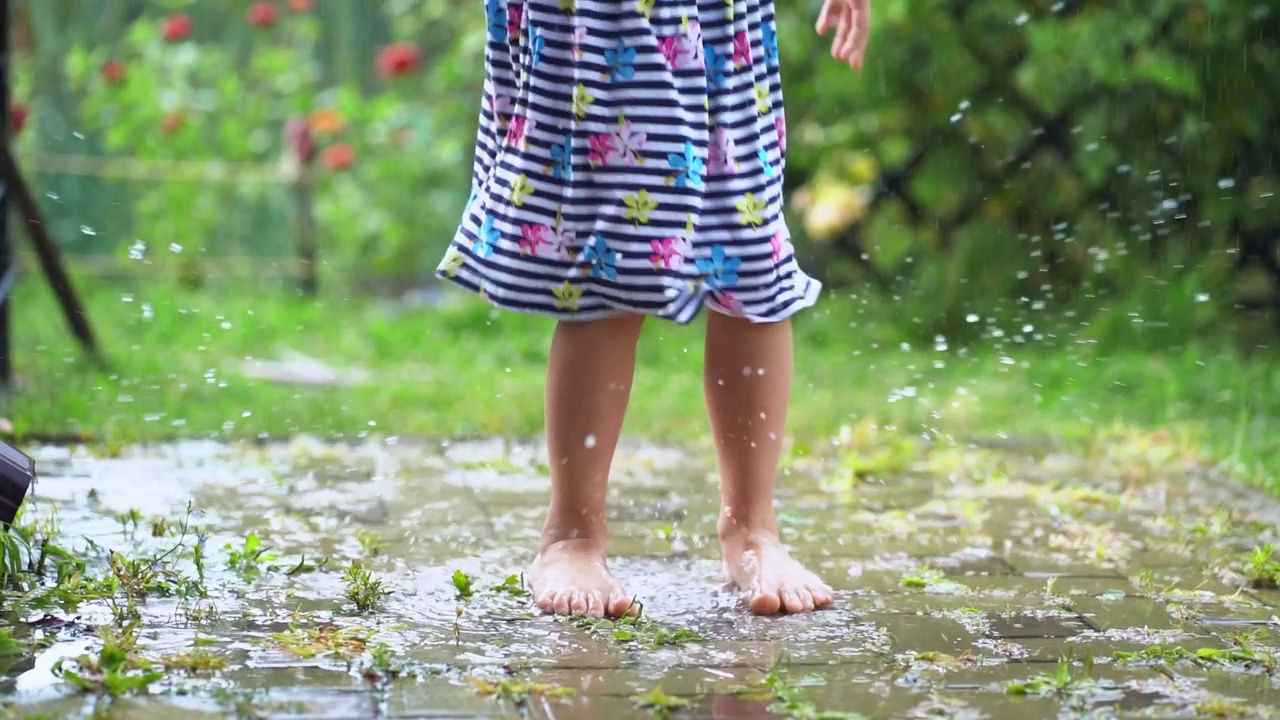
[816, 0, 871, 70]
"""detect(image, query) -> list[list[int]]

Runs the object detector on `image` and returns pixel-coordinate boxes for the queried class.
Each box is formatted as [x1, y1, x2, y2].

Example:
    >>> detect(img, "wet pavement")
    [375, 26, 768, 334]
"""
[5, 432, 1280, 719]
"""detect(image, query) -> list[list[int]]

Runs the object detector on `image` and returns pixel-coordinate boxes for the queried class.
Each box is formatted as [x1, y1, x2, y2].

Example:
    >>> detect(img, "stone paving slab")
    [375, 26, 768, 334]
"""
[7, 437, 1280, 719]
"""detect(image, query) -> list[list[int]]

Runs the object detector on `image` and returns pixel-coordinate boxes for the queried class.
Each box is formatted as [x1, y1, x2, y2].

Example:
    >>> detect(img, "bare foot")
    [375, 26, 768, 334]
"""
[527, 539, 635, 618]
[720, 530, 834, 614]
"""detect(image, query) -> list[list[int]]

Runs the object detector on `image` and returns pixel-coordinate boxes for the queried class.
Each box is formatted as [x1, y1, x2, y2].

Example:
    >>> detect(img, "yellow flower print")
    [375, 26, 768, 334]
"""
[439, 245, 465, 277]
[553, 281, 583, 311]
[725, 0, 735, 20]
[636, 0, 654, 17]
[623, 189, 659, 227]
[509, 174, 533, 207]
[736, 193, 766, 227]
[573, 84, 595, 119]
[559, 0, 576, 14]
[755, 83, 771, 115]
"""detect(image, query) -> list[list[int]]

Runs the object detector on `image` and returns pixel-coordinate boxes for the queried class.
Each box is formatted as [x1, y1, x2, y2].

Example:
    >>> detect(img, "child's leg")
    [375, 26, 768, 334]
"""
[704, 313, 834, 614]
[528, 315, 645, 619]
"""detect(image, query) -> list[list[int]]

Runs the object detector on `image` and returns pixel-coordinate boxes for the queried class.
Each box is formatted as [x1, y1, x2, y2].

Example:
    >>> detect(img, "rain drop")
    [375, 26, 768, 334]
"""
[584, 434, 597, 449]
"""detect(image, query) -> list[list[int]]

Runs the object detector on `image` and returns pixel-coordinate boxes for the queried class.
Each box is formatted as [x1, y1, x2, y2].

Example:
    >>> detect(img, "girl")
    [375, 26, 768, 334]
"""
[437, 0, 871, 617]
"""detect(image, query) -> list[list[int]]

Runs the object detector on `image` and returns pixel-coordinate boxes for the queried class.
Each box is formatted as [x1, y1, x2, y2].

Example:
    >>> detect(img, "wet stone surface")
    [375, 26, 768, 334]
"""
[4, 434, 1280, 719]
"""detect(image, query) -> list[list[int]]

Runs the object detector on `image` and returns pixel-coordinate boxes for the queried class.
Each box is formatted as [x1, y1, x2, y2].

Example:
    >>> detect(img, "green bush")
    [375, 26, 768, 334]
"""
[777, 0, 1279, 345]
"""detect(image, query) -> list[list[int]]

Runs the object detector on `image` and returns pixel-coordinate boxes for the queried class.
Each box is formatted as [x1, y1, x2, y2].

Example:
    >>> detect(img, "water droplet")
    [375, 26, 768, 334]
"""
[584, 434, 597, 449]
[965, 314, 979, 323]
[169, 243, 184, 253]
[1195, 293, 1210, 303]
[80, 225, 97, 236]
[1014, 12, 1030, 25]
[1217, 178, 1236, 189]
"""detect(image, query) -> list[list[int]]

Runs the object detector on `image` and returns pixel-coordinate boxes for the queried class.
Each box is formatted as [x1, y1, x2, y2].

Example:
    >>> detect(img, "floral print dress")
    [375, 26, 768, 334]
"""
[436, 0, 821, 324]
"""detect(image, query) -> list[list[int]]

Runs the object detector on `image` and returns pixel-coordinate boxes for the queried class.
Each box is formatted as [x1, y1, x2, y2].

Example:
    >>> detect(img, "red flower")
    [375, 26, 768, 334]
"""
[287, 0, 315, 11]
[101, 59, 127, 85]
[247, 2, 278, 27]
[9, 101, 27, 137]
[161, 112, 186, 135]
[376, 42, 422, 78]
[321, 143, 354, 171]
[162, 14, 193, 42]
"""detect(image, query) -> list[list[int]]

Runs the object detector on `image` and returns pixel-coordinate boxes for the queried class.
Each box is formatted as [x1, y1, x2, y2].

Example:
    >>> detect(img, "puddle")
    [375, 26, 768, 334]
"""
[2, 438, 1280, 718]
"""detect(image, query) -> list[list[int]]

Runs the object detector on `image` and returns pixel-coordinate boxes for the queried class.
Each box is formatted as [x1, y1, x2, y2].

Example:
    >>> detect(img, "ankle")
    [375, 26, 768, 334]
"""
[716, 508, 778, 542]
[539, 516, 608, 555]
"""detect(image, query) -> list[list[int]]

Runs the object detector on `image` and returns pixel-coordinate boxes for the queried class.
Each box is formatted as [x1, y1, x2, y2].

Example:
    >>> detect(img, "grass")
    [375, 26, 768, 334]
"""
[5, 274, 1280, 490]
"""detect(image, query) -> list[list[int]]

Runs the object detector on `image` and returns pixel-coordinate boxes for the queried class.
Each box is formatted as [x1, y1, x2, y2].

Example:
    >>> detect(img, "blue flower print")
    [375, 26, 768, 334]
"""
[605, 38, 637, 82]
[475, 214, 500, 258]
[531, 28, 546, 66]
[705, 44, 729, 89]
[667, 141, 705, 188]
[757, 147, 774, 178]
[466, 185, 479, 211]
[583, 236, 619, 280]
[762, 22, 780, 67]
[696, 245, 741, 289]
[551, 135, 574, 181]
[486, 0, 506, 42]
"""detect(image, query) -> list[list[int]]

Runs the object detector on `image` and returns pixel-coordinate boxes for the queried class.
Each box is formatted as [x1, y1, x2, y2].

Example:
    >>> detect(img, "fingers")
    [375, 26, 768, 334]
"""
[816, 0, 833, 34]
[849, 0, 872, 70]
[818, 0, 871, 70]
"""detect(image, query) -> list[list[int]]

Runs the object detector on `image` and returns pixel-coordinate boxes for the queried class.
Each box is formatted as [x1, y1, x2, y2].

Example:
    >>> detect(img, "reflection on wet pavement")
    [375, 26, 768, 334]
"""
[5, 434, 1280, 719]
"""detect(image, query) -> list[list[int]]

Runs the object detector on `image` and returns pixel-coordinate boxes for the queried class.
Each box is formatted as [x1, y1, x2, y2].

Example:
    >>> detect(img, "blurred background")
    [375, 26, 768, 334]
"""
[2, 0, 1278, 486]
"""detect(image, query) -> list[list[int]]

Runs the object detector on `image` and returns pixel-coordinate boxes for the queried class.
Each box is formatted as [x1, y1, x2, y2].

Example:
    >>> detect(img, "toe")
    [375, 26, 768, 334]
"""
[780, 588, 805, 613]
[553, 591, 572, 615]
[535, 590, 557, 613]
[810, 582, 835, 608]
[586, 592, 606, 619]
[606, 591, 635, 618]
[569, 591, 591, 616]
[795, 586, 816, 612]
[748, 590, 782, 615]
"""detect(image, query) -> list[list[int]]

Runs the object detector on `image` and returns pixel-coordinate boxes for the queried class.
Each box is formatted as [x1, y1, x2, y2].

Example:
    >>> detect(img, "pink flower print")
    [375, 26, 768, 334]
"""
[572, 27, 587, 59]
[775, 115, 787, 153]
[770, 231, 794, 263]
[543, 221, 577, 260]
[658, 36, 686, 69]
[607, 120, 646, 166]
[732, 31, 751, 68]
[649, 237, 689, 270]
[506, 114, 534, 149]
[588, 133, 616, 166]
[681, 20, 704, 68]
[489, 93, 513, 127]
[714, 292, 745, 315]
[708, 127, 737, 175]
[520, 223, 550, 256]
[507, 6, 524, 39]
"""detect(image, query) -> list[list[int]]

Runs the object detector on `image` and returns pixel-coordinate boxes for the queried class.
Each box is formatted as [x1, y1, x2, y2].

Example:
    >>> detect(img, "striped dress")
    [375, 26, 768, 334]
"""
[436, 0, 821, 324]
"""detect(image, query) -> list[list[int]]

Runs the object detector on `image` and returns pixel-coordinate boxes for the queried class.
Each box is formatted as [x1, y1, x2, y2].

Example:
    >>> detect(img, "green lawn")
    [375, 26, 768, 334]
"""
[6, 274, 1280, 491]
